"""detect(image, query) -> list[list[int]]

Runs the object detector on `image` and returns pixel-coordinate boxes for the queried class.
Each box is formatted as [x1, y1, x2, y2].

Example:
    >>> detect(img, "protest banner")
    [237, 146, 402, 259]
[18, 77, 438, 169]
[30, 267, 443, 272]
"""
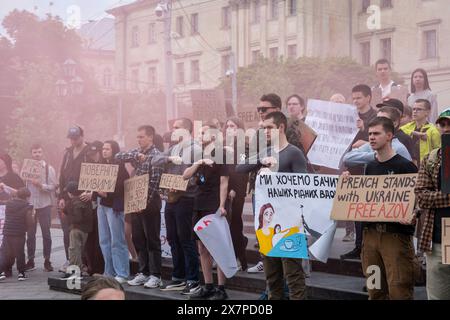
[371, 86, 408, 107]
[191, 89, 227, 122]
[0, 205, 5, 246]
[124, 174, 149, 214]
[20, 159, 42, 181]
[237, 103, 260, 128]
[160, 201, 171, 258]
[255, 173, 339, 261]
[194, 210, 238, 278]
[306, 99, 359, 169]
[159, 174, 189, 191]
[443, 218, 450, 265]
[78, 163, 119, 193]
[331, 174, 417, 222]
[441, 134, 450, 193]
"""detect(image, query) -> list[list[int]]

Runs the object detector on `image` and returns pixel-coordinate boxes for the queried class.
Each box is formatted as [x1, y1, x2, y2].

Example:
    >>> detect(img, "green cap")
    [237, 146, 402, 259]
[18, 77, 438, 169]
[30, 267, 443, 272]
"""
[436, 108, 450, 125]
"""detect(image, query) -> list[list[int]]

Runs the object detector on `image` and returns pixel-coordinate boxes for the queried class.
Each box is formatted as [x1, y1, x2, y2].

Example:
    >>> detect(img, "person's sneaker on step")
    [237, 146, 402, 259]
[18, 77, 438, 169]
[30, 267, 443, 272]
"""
[25, 259, 36, 272]
[44, 259, 54, 272]
[181, 281, 201, 295]
[114, 276, 128, 284]
[160, 279, 186, 291]
[143, 275, 162, 289]
[208, 287, 228, 300]
[17, 273, 28, 281]
[340, 247, 361, 260]
[189, 285, 216, 299]
[127, 273, 148, 286]
[0, 272, 6, 281]
[342, 231, 355, 242]
[247, 261, 264, 273]
[58, 260, 69, 273]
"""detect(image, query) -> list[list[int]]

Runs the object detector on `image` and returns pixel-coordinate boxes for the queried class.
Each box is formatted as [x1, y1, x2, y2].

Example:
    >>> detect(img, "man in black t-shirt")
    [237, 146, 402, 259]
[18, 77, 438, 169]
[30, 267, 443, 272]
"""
[182, 122, 230, 300]
[344, 117, 417, 300]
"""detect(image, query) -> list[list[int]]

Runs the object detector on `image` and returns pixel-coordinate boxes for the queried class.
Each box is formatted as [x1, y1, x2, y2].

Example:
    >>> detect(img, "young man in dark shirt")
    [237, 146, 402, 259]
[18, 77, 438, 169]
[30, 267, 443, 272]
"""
[346, 117, 417, 300]
[236, 112, 308, 300]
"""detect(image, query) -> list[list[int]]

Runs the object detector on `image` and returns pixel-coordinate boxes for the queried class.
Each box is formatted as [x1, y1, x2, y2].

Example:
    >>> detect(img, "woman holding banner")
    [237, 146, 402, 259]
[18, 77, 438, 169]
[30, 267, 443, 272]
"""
[96, 140, 130, 284]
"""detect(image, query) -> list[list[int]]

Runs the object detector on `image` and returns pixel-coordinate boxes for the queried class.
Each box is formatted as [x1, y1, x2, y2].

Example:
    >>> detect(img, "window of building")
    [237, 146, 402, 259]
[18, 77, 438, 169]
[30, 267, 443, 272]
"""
[361, 41, 371, 66]
[362, 0, 370, 12]
[251, 0, 260, 24]
[176, 62, 185, 85]
[176, 16, 184, 37]
[190, 60, 200, 83]
[380, 38, 392, 62]
[191, 13, 199, 35]
[288, 0, 297, 16]
[131, 69, 139, 90]
[380, 0, 392, 9]
[287, 44, 297, 59]
[424, 30, 437, 59]
[148, 23, 156, 44]
[222, 6, 231, 28]
[222, 54, 231, 76]
[269, 47, 278, 60]
[252, 50, 261, 64]
[131, 26, 139, 48]
[148, 67, 157, 88]
[270, 0, 279, 20]
[103, 68, 112, 88]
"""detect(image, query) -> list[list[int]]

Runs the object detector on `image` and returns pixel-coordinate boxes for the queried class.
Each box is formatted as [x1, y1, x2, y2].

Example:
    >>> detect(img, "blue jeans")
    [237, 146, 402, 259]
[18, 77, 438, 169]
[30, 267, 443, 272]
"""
[97, 204, 130, 278]
[165, 197, 199, 282]
[27, 206, 52, 260]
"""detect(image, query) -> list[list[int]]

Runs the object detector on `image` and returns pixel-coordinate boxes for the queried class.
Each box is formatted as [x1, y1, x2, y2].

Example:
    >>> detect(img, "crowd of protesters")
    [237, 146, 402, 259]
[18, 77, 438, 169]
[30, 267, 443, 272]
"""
[0, 59, 449, 301]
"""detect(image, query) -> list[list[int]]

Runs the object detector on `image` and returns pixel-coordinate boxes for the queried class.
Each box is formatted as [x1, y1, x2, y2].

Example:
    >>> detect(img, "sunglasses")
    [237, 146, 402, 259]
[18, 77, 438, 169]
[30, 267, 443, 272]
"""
[257, 107, 271, 113]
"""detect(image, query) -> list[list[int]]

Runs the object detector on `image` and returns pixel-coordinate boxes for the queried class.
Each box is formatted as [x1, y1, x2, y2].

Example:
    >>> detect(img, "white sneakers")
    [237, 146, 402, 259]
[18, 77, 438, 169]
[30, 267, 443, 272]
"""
[127, 273, 148, 286]
[144, 275, 162, 289]
[247, 261, 264, 273]
[58, 261, 70, 273]
[114, 276, 128, 284]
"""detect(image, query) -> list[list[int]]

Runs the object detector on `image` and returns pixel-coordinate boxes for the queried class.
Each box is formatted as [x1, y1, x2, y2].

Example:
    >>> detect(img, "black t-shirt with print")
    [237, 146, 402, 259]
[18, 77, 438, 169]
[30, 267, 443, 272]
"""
[363, 154, 418, 236]
[194, 149, 230, 212]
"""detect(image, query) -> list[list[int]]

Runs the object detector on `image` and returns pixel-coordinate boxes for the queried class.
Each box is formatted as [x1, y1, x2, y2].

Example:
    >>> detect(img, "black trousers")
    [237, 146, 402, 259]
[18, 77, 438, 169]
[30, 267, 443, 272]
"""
[132, 197, 162, 277]
[82, 210, 104, 275]
[0, 235, 26, 274]
[229, 195, 248, 268]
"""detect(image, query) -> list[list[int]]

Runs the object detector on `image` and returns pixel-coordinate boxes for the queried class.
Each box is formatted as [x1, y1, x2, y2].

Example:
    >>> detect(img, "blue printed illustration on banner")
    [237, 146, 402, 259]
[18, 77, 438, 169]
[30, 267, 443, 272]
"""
[267, 233, 308, 259]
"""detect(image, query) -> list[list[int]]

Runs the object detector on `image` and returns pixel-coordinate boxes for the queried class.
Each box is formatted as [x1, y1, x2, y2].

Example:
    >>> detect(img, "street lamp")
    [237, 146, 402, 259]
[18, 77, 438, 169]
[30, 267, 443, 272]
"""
[55, 59, 84, 97]
[155, 0, 175, 129]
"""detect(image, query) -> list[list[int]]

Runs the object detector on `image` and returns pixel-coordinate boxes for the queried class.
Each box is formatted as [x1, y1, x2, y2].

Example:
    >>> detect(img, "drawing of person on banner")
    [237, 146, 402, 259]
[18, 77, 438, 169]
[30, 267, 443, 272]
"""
[256, 203, 299, 256]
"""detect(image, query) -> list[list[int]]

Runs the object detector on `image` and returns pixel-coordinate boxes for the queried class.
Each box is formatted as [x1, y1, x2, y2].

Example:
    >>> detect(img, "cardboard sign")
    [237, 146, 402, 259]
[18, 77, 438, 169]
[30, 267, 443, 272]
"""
[159, 174, 189, 191]
[124, 174, 149, 214]
[191, 89, 227, 122]
[255, 173, 339, 261]
[372, 86, 408, 107]
[306, 99, 359, 169]
[331, 174, 417, 222]
[237, 103, 260, 128]
[78, 163, 119, 193]
[0, 205, 5, 246]
[443, 218, 450, 265]
[20, 159, 42, 181]
[441, 134, 450, 194]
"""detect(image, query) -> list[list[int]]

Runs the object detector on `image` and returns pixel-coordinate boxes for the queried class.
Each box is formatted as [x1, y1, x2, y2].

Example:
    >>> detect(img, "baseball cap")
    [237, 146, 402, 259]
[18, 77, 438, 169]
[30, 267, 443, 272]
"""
[67, 126, 83, 139]
[376, 98, 404, 114]
[87, 141, 103, 153]
[436, 108, 450, 125]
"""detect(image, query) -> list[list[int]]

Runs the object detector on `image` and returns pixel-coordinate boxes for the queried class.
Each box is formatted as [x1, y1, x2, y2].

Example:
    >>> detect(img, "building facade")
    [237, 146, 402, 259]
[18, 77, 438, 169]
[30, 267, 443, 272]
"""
[107, 0, 450, 112]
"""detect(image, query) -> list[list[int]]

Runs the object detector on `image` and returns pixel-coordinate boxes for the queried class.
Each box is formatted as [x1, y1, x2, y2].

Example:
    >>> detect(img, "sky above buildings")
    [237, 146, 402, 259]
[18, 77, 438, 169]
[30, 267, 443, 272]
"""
[0, 0, 134, 35]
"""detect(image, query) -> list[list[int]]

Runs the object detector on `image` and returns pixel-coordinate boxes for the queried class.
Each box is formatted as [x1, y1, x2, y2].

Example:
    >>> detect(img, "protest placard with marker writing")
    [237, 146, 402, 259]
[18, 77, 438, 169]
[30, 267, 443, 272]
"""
[331, 174, 418, 222]
[20, 159, 42, 181]
[442, 218, 450, 265]
[78, 163, 119, 193]
[124, 174, 149, 214]
[159, 174, 189, 191]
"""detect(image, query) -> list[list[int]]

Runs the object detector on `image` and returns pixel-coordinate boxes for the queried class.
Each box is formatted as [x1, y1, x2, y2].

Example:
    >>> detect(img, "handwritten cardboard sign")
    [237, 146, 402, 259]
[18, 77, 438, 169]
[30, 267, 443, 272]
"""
[78, 163, 119, 193]
[443, 218, 450, 265]
[159, 174, 189, 191]
[331, 174, 417, 222]
[191, 89, 227, 122]
[124, 174, 149, 214]
[20, 159, 42, 181]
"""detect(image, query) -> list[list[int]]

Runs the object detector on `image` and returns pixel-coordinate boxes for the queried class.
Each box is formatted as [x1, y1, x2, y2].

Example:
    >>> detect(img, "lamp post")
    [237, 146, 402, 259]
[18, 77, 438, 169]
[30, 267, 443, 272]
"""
[156, 0, 175, 129]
